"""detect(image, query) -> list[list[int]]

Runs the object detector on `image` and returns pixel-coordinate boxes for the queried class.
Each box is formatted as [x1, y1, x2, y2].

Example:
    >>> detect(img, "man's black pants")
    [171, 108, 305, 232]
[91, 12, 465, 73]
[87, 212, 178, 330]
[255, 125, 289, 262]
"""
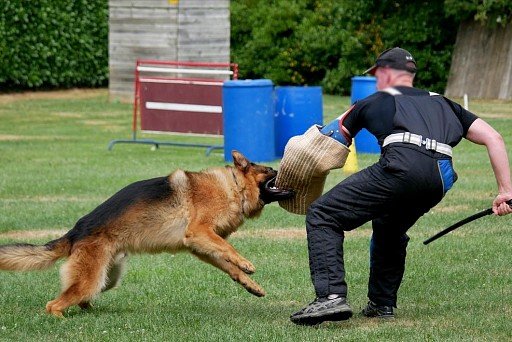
[305, 147, 447, 307]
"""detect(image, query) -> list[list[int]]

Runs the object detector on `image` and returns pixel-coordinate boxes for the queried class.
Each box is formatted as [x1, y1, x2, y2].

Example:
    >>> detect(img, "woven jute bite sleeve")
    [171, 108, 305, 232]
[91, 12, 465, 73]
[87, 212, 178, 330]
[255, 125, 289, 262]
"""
[275, 125, 350, 215]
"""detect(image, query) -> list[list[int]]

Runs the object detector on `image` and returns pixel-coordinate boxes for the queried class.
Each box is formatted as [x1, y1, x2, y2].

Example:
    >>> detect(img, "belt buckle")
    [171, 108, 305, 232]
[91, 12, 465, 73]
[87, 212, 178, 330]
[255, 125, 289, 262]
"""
[402, 132, 412, 143]
[423, 138, 437, 151]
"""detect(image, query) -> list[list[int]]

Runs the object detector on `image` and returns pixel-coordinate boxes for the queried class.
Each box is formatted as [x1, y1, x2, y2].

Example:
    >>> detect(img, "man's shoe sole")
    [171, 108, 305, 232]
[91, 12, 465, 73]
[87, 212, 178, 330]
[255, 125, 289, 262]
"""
[363, 313, 395, 319]
[291, 308, 353, 326]
[361, 309, 395, 319]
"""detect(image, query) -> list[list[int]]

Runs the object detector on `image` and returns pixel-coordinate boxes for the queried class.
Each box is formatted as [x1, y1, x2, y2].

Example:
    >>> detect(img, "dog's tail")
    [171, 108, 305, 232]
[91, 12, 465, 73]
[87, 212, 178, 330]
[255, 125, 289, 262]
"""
[0, 237, 70, 271]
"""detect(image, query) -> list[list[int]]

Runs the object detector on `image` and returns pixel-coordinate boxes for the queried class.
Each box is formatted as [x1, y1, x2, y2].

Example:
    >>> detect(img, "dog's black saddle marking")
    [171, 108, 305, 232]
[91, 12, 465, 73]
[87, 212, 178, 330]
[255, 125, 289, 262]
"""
[64, 177, 172, 243]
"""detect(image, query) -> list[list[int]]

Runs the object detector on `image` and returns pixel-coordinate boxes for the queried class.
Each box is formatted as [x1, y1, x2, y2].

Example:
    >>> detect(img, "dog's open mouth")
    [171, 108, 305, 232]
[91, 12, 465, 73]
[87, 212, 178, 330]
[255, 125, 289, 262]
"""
[260, 175, 295, 203]
[265, 175, 278, 190]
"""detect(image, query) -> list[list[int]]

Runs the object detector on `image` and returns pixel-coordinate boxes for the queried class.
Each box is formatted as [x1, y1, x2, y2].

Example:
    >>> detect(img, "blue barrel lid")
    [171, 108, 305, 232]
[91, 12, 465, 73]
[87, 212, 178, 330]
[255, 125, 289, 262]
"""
[223, 79, 273, 87]
[352, 76, 376, 82]
[274, 85, 322, 90]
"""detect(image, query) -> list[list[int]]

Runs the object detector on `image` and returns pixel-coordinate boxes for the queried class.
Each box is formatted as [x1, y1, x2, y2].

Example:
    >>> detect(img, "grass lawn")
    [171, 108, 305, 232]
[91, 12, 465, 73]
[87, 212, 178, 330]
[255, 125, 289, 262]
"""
[0, 89, 511, 341]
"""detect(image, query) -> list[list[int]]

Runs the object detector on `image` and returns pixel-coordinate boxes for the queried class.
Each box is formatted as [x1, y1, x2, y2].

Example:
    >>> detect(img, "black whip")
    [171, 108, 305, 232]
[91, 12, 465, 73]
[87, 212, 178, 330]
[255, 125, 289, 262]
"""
[423, 199, 512, 245]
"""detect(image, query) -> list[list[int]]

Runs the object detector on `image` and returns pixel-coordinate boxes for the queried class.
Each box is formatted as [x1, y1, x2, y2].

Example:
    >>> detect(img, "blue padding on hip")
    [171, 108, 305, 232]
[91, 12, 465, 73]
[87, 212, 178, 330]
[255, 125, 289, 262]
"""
[320, 119, 348, 145]
[438, 159, 456, 194]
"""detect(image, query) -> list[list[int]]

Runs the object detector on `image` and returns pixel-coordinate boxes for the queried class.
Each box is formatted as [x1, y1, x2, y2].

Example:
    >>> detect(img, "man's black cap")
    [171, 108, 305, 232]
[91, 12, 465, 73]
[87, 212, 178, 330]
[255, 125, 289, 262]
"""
[364, 47, 417, 75]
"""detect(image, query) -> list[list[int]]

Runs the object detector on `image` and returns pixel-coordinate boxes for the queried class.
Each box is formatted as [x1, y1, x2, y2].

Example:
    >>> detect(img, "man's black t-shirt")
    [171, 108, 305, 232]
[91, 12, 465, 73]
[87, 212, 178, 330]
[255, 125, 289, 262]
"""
[341, 86, 479, 146]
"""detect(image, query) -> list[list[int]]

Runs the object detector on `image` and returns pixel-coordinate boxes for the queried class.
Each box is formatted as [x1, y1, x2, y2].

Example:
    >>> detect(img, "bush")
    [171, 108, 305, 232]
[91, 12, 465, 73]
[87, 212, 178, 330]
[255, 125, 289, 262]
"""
[231, 0, 458, 94]
[0, 0, 108, 90]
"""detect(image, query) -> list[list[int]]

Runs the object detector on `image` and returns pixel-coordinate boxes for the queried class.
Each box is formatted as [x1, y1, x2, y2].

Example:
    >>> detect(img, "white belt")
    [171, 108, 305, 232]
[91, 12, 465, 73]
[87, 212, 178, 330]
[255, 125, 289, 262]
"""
[383, 132, 452, 157]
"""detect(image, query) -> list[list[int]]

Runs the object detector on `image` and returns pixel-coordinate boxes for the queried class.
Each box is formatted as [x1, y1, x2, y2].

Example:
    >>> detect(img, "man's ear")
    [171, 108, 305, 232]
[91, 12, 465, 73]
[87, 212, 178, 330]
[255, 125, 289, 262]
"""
[232, 150, 249, 172]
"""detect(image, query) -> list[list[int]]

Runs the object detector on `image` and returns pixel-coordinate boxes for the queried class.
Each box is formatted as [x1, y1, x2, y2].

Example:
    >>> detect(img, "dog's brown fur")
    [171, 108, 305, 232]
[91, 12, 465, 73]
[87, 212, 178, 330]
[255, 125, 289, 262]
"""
[0, 151, 275, 317]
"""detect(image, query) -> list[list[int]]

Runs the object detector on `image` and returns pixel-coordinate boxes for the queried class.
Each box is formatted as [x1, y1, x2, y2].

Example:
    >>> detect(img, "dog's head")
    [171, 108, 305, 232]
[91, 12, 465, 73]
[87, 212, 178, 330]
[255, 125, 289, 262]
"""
[232, 150, 276, 185]
[232, 151, 294, 210]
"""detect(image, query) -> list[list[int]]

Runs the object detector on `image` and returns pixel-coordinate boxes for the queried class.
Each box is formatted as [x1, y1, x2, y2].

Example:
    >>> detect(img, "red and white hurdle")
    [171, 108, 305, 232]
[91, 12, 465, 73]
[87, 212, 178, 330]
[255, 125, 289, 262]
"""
[108, 59, 238, 155]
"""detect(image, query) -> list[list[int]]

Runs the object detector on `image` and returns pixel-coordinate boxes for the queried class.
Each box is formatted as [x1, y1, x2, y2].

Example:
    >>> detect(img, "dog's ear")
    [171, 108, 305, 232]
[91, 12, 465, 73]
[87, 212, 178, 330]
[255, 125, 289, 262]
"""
[232, 150, 250, 172]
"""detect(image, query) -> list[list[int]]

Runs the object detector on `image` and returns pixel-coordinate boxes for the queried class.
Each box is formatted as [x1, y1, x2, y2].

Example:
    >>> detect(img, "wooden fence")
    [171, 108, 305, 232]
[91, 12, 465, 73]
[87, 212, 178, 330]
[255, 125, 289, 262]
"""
[108, 0, 230, 101]
[445, 21, 512, 100]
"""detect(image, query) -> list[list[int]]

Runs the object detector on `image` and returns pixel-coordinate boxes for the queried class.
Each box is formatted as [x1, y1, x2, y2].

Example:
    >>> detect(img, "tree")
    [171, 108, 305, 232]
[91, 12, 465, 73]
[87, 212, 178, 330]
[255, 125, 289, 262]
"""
[231, 0, 458, 94]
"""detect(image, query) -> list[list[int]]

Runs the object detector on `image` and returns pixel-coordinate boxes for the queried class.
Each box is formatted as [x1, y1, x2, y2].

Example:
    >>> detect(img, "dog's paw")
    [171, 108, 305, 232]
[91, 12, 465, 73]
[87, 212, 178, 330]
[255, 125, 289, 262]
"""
[46, 299, 68, 318]
[236, 274, 266, 297]
[249, 286, 266, 297]
[52, 311, 65, 318]
[46, 304, 65, 318]
[238, 260, 256, 274]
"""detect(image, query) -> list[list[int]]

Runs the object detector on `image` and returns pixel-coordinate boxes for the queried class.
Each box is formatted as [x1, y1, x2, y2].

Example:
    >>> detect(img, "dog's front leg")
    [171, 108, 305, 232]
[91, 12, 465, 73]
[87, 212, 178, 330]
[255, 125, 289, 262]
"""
[184, 225, 255, 274]
[192, 251, 266, 297]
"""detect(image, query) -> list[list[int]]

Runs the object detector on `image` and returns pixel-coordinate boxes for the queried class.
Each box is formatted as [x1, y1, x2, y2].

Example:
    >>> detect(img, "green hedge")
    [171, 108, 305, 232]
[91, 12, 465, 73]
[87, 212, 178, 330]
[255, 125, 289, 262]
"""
[231, 0, 458, 94]
[2, 1, 510, 92]
[0, 0, 108, 90]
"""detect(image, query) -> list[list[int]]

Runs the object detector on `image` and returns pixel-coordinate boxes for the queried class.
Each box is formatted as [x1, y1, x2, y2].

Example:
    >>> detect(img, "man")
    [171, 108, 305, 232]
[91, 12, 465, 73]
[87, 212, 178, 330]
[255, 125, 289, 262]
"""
[289, 47, 512, 325]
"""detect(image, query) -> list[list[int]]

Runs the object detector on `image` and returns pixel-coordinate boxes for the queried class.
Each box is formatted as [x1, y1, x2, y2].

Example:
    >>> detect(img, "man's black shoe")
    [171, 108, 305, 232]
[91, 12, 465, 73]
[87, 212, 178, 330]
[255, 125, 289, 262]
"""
[290, 295, 353, 326]
[361, 300, 394, 319]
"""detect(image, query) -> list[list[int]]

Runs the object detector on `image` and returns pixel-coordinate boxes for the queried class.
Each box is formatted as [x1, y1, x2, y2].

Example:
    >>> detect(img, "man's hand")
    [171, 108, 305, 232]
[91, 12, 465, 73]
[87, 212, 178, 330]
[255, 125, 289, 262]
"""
[492, 194, 512, 216]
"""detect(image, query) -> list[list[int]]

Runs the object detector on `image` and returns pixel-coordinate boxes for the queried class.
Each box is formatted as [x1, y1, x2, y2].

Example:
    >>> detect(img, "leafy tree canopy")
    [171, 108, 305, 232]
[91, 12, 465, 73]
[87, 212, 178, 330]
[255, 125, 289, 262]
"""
[231, 0, 510, 94]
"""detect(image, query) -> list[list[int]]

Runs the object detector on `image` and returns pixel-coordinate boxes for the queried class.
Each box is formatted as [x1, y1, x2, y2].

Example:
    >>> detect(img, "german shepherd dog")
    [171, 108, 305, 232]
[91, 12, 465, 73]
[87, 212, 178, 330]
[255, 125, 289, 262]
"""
[0, 151, 288, 317]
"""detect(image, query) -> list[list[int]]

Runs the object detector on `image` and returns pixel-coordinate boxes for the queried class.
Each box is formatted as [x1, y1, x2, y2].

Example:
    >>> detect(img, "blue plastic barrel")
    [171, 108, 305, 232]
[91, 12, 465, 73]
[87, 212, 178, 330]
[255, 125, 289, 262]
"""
[351, 76, 380, 154]
[222, 79, 275, 162]
[274, 86, 323, 157]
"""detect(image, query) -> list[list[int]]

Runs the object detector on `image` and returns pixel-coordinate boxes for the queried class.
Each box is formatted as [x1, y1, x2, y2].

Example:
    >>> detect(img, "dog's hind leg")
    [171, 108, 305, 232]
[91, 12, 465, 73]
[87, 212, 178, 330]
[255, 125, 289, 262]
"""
[77, 252, 128, 311]
[102, 252, 129, 292]
[45, 242, 112, 317]
[192, 251, 266, 297]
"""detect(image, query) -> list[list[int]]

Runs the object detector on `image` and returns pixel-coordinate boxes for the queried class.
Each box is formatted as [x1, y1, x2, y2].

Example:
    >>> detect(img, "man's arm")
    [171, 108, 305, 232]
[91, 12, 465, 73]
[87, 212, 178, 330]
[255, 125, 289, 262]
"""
[465, 118, 512, 215]
[319, 105, 355, 147]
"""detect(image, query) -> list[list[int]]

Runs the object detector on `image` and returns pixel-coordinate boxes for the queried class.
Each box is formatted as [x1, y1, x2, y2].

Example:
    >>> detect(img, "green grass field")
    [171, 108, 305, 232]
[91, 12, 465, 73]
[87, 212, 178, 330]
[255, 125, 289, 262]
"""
[0, 89, 511, 341]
